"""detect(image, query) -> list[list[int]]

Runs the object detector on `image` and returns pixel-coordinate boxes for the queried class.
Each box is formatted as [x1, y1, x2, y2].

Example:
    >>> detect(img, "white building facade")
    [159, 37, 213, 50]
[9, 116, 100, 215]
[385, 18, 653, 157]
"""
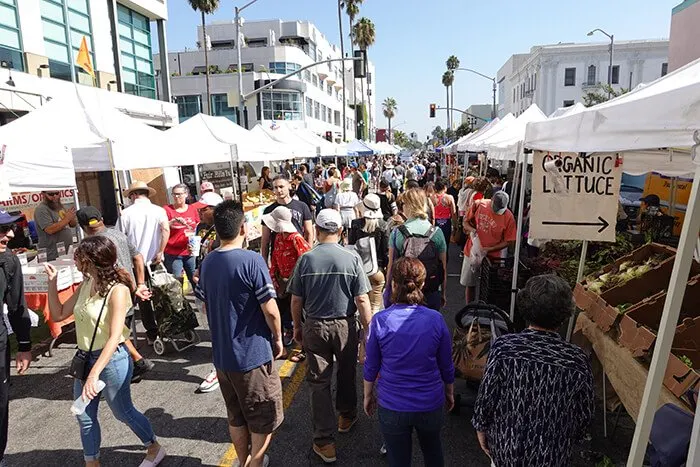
[156, 19, 377, 142]
[498, 40, 669, 117]
[0, 0, 176, 126]
[461, 104, 493, 130]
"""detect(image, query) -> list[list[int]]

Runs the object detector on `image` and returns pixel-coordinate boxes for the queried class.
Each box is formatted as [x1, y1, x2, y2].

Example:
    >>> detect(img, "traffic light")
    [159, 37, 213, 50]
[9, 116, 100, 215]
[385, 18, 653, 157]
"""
[353, 50, 367, 78]
[429, 103, 436, 118]
[325, 131, 333, 142]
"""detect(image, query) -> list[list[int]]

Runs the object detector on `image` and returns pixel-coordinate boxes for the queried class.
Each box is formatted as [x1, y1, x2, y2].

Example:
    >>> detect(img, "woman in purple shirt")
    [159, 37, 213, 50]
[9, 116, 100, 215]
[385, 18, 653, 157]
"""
[363, 257, 455, 467]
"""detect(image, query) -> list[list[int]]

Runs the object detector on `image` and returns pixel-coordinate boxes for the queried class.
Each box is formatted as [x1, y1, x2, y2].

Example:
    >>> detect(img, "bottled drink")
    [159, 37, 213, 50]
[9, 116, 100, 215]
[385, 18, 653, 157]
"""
[70, 380, 106, 415]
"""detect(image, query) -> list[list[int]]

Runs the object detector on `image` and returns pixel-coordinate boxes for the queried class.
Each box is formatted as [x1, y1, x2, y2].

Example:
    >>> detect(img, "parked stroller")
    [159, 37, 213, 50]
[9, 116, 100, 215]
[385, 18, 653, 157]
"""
[451, 301, 514, 414]
[148, 264, 200, 355]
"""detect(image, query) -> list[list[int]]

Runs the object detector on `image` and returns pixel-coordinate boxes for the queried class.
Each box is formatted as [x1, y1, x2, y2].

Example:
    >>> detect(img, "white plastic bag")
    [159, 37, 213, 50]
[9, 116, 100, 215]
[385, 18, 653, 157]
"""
[469, 231, 485, 273]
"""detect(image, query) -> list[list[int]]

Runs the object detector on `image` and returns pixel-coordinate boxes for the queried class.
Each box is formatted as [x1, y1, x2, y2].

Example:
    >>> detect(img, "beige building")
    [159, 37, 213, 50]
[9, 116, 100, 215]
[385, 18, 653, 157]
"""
[668, 0, 700, 71]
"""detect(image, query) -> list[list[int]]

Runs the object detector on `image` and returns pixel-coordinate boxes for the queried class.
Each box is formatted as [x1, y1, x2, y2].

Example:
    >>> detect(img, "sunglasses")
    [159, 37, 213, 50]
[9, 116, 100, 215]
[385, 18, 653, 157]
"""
[0, 224, 15, 234]
[45, 191, 60, 196]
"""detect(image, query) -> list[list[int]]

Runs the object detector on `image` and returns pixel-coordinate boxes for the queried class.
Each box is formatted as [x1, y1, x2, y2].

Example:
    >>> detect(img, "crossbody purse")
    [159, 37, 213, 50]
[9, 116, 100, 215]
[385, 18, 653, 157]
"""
[68, 284, 114, 381]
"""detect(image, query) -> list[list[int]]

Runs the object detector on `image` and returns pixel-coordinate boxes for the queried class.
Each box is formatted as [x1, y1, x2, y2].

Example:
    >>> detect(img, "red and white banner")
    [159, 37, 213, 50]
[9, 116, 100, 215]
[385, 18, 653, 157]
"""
[0, 190, 75, 212]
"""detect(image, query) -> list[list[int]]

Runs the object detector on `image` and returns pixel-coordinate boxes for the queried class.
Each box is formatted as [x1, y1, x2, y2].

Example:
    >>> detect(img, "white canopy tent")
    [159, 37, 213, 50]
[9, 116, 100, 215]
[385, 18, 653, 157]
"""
[522, 57, 700, 466]
[548, 102, 586, 118]
[166, 114, 292, 163]
[251, 123, 318, 159]
[445, 117, 501, 155]
[346, 139, 375, 155]
[482, 105, 547, 161]
[281, 123, 346, 156]
[459, 114, 516, 152]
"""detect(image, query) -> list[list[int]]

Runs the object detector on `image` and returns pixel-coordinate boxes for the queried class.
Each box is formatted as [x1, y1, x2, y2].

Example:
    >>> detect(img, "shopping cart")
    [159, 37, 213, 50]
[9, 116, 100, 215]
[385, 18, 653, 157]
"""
[475, 256, 531, 330]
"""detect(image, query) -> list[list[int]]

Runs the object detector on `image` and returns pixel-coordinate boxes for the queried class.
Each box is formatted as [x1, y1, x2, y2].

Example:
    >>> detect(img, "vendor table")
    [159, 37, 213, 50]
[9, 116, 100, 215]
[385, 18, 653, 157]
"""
[575, 313, 687, 421]
[25, 283, 80, 357]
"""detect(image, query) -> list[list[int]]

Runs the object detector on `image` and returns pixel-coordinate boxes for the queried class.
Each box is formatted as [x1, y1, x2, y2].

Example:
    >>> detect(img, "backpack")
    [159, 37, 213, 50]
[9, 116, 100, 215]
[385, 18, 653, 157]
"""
[347, 236, 379, 276]
[324, 181, 339, 208]
[299, 181, 322, 207]
[397, 225, 443, 293]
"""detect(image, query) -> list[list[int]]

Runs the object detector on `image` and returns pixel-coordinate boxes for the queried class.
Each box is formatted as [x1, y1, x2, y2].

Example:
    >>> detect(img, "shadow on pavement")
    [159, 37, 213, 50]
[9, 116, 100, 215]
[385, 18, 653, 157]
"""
[144, 407, 231, 444]
[5, 447, 216, 466]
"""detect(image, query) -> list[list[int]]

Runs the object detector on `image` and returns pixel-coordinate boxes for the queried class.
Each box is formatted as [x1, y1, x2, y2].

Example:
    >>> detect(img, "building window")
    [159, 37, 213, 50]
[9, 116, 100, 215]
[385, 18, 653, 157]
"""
[512, 88, 515, 103]
[308, 42, 316, 61]
[303, 69, 311, 81]
[314, 101, 320, 120]
[312, 74, 318, 87]
[533, 72, 536, 89]
[327, 83, 333, 96]
[261, 90, 302, 120]
[0, 0, 24, 72]
[176, 95, 201, 122]
[320, 104, 327, 122]
[609, 65, 620, 84]
[268, 62, 301, 75]
[117, 4, 155, 99]
[228, 63, 253, 72]
[661, 62, 668, 77]
[564, 67, 576, 86]
[587, 65, 596, 85]
[334, 110, 341, 126]
[306, 97, 313, 117]
[327, 107, 332, 123]
[211, 94, 237, 123]
[246, 38, 267, 48]
[563, 100, 574, 107]
[41, 0, 95, 83]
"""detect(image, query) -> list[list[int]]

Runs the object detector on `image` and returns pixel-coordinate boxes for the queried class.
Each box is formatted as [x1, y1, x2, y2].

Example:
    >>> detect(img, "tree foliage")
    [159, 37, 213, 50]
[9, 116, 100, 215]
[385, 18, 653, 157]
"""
[382, 97, 397, 120]
[446, 55, 460, 71]
[455, 122, 473, 138]
[187, 0, 219, 14]
[441, 70, 454, 88]
[352, 17, 376, 50]
[582, 83, 629, 107]
[431, 126, 445, 140]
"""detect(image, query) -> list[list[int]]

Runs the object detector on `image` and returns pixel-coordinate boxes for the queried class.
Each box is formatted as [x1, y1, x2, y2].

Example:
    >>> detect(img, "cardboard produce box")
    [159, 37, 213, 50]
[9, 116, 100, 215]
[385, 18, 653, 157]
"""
[618, 275, 700, 357]
[663, 317, 700, 399]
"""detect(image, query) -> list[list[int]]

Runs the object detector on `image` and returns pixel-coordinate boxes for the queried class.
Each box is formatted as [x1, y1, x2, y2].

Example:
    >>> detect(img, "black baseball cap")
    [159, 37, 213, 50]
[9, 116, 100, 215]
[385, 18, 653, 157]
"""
[639, 194, 661, 206]
[76, 206, 103, 227]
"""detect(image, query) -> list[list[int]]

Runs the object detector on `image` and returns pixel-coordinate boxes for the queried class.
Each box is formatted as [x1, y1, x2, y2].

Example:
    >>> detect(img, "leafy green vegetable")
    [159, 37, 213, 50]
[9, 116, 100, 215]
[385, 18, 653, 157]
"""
[680, 355, 693, 368]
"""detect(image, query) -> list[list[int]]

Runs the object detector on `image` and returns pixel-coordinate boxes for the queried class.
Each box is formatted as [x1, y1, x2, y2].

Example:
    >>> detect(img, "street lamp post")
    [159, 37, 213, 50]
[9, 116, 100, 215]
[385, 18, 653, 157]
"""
[235, 0, 262, 129]
[587, 28, 614, 99]
[455, 68, 497, 120]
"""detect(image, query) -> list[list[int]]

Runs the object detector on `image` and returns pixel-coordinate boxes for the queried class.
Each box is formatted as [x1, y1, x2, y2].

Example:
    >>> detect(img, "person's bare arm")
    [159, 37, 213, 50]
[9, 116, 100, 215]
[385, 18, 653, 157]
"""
[354, 294, 372, 332]
[291, 294, 304, 346]
[154, 219, 170, 263]
[260, 298, 283, 359]
[43, 207, 76, 235]
[303, 219, 314, 245]
[261, 225, 271, 262]
[44, 263, 81, 322]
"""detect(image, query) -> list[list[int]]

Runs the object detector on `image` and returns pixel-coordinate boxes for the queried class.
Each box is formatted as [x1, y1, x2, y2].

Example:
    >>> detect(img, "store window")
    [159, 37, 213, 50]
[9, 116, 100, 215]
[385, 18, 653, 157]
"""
[306, 97, 313, 117]
[176, 95, 201, 122]
[41, 0, 95, 83]
[261, 90, 302, 121]
[211, 94, 237, 123]
[268, 62, 301, 75]
[0, 0, 23, 72]
[117, 4, 156, 99]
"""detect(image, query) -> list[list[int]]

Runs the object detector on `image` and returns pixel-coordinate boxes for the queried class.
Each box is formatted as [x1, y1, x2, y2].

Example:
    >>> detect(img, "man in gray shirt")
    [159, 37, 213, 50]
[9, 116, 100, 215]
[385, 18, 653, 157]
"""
[33, 191, 76, 261]
[288, 209, 372, 464]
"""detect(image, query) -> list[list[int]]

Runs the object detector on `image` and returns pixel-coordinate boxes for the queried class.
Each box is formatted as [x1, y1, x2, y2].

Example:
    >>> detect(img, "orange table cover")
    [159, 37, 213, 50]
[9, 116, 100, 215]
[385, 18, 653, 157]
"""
[25, 284, 79, 339]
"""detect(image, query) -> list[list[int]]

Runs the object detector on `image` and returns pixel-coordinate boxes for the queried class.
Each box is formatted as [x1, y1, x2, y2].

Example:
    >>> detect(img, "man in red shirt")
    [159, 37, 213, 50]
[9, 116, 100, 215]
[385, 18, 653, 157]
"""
[460, 191, 517, 304]
[163, 184, 200, 286]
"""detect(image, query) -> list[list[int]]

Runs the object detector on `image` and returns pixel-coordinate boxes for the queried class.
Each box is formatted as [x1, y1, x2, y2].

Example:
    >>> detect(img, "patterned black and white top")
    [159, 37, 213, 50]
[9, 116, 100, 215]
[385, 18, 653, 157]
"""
[472, 329, 594, 467]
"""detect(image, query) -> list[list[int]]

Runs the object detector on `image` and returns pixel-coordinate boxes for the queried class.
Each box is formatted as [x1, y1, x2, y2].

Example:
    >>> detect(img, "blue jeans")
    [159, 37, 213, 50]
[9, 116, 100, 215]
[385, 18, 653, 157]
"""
[164, 253, 196, 285]
[73, 345, 156, 461]
[378, 406, 444, 467]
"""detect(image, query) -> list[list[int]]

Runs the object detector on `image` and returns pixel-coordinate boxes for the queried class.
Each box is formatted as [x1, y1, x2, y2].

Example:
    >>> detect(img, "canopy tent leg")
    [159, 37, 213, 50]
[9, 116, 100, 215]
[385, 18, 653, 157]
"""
[510, 161, 521, 210]
[627, 161, 700, 466]
[565, 240, 589, 341]
[73, 188, 83, 242]
[236, 162, 244, 202]
[687, 389, 700, 465]
[106, 140, 124, 214]
[509, 144, 528, 321]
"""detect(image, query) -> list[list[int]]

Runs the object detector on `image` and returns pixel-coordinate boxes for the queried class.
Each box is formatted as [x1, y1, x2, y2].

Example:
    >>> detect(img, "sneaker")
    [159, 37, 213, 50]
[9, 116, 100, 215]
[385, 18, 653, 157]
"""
[198, 369, 219, 393]
[283, 328, 294, 347]
[379, 443, 387, 456]
[313, 443, 337, 463]
[233, 454, 269, 467]
[132, 358, 155, 383]
[138, 446, 166, 467]
[338, 415, 358, 433]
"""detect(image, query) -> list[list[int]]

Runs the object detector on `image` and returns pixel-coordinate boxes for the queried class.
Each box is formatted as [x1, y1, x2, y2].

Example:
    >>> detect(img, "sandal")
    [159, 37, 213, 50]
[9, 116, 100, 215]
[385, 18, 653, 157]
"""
[290, 351, 306, 363]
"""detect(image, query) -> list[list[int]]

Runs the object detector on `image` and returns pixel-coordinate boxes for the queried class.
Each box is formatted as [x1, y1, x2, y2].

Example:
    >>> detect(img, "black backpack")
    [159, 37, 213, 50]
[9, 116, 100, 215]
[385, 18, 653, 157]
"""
[398, 225, 444, 293]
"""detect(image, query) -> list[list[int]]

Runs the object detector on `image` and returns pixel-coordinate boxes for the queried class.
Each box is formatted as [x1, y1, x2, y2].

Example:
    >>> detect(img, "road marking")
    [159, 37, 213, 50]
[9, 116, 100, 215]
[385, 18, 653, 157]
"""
[218, 358, 307, 467]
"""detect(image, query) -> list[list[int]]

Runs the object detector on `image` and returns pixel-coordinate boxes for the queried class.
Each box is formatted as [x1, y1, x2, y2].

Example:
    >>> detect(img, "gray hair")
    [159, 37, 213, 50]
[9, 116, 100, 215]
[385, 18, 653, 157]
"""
[517, 274, 574, 330]
[171, 183, 189, 194]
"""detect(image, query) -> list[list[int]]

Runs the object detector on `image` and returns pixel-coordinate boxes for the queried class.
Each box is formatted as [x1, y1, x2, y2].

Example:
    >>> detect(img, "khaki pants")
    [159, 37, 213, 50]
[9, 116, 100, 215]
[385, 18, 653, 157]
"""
[368, 270, 386, 313]
[303, 317, 358, 446]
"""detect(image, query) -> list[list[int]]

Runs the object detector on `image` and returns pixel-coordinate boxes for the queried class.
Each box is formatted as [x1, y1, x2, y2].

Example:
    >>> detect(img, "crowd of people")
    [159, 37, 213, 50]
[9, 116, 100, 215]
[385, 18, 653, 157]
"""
[0, 152, 596, 467]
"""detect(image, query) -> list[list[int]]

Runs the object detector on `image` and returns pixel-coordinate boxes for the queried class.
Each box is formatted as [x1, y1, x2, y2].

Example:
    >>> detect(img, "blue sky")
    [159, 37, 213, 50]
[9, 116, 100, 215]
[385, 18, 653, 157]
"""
[161, 0, 678, 139]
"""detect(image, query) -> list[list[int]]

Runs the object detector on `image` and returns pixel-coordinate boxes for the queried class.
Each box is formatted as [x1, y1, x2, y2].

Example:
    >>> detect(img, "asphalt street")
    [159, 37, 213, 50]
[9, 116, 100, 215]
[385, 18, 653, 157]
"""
[6, 245, 634, 466]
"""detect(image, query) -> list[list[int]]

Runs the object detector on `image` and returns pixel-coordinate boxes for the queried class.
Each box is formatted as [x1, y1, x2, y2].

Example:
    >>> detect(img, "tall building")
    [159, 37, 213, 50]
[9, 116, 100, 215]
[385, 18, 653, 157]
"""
[669, 0, 700, 71]
[461, 104, 493, 130]
[497, 40, 669, 117]
[0, 0, 176, 126]
[156, 19, 377, 141]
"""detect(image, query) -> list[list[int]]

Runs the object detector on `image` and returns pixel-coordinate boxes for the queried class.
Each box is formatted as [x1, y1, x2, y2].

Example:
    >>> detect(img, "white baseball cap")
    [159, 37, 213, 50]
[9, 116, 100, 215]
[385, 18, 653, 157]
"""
[316, 209, 343, 233]
[192, 192, 224, 209]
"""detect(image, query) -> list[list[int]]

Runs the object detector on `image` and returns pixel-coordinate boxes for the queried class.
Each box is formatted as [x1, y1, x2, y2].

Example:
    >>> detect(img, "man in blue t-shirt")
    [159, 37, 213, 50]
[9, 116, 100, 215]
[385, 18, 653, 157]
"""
[198, 200, 284, 466]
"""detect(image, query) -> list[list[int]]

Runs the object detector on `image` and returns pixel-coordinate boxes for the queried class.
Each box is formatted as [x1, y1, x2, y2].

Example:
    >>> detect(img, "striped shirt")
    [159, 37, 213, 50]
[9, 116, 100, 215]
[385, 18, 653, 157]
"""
[287, 243, 371, 319]
[199, 248, 277, 372]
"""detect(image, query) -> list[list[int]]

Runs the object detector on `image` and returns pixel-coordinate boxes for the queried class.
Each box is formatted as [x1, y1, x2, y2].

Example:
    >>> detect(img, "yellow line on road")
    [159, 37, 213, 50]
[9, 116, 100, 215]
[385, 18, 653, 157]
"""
[218, 358, 307, 467]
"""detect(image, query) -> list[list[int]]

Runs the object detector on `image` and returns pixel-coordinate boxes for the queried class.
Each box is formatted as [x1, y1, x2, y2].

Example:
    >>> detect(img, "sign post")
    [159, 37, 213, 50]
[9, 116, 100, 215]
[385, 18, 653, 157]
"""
[529, 151, 622, 243]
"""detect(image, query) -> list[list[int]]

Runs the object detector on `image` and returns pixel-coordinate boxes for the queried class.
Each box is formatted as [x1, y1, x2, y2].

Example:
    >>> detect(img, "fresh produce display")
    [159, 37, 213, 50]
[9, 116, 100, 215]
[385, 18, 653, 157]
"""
[585, 253, 670, 295]
[680, 355, 693, 368]
[244, 190, 274, 206]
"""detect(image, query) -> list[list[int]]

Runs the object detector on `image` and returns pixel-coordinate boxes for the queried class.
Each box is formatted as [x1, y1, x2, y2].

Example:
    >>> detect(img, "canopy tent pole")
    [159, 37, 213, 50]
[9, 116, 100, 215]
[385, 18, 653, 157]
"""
[510, 160, 521, 210]
[72, 188, 83, 242]
[627, 160, 700, 466]
[566, 240, 589, 341]
[229, 144, 238, 201]
[106, 140, 124, 213]
[509, 143, 528, 321]
[688, 386, 700, 465]
[235, 161, 244, 201]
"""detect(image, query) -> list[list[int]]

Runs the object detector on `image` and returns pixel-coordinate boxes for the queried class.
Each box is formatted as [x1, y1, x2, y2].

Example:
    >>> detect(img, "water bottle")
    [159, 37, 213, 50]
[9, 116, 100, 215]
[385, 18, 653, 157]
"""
[70, 380, 106, 415]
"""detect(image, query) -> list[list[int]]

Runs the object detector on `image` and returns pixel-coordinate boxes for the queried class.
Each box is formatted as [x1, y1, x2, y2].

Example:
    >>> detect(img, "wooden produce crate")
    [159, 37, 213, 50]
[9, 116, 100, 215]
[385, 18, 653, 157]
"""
[663, 317, 700, 399]
[618, 275, 700, 357]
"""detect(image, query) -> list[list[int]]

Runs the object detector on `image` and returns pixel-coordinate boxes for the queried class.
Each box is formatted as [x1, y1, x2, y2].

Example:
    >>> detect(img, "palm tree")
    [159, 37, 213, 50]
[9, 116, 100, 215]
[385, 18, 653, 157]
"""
[187, 0, 219, 115]
[353, 18, 375, 139]
[382, 97, 397, 144]
[442, 71, 454, 130]
[446, 55, 460, 131]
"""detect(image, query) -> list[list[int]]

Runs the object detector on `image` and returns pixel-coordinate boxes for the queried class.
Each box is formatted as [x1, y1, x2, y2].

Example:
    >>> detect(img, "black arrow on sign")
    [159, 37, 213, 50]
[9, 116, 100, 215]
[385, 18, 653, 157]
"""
[542, 216, 610, 233]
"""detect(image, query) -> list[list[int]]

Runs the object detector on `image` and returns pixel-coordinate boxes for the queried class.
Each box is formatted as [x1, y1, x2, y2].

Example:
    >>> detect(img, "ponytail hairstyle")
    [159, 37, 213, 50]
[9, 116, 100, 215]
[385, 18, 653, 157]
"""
[390, 257, 426, 305]
[74, 236, 134, 296]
